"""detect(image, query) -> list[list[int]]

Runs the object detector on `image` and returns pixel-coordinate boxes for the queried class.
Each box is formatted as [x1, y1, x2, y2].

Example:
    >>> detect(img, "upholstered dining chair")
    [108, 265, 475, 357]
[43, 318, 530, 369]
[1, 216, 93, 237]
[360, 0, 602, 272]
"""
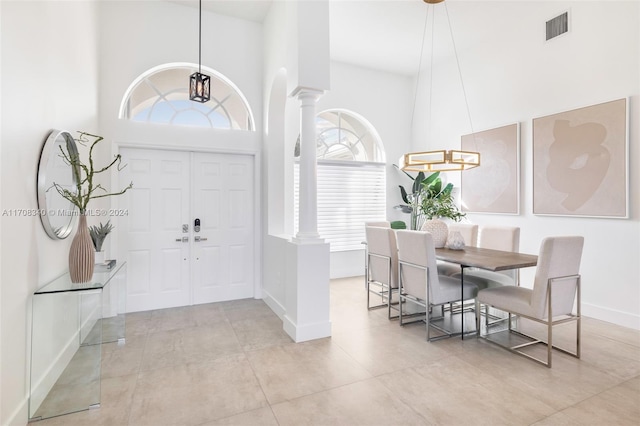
[453, 225, 521, 288]
[365, 226, 399, 319]
[476, 236, 584, 367]
[364, 220, 390, 228]
[437, 223, 479, 276]
[396, 230, 478, 341]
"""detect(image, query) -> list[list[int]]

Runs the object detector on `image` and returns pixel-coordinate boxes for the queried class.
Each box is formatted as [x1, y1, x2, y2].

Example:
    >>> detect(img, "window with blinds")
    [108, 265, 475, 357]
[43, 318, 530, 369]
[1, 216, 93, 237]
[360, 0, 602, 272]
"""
[294, 160, 386, 252]
[293, 109, 387, 252]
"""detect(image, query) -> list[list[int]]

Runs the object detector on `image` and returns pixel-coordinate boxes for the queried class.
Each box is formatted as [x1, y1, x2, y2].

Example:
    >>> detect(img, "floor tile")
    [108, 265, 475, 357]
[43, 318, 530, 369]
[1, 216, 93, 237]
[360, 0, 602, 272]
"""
[140, 322, 242, 372]
[271, 378, 431, 425]
[331, 323, 452, 376]
[128, 354, 268, 426]
[246, 338, 372, 404]
[200, 407, 279, 426]
[377, 356, 556, 425]
[532, 376, 640, 426]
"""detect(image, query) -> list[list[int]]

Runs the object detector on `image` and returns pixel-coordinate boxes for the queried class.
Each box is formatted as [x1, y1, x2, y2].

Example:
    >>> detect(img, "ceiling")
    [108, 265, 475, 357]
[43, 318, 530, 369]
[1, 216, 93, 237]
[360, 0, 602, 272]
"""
[171, 0, 483, 76]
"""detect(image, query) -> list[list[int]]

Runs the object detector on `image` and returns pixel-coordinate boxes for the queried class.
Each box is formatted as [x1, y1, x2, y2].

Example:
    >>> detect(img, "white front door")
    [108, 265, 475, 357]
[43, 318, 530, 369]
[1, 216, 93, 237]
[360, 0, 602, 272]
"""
[118, 148, 254, 312]
[192, 152, 255, 304]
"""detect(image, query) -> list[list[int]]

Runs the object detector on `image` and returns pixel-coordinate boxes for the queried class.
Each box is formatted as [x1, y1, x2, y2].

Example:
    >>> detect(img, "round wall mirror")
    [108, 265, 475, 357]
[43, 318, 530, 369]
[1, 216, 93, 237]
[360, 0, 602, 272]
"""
[37, 129, 79, 239]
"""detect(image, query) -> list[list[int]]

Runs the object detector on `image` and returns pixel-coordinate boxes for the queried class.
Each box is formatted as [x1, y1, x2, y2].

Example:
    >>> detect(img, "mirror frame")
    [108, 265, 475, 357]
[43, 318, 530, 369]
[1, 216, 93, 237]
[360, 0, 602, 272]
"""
[37, 129, 79, 239]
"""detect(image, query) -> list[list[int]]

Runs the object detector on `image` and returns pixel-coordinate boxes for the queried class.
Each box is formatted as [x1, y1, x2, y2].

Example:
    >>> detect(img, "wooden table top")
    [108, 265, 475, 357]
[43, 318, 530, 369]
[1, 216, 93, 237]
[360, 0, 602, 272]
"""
[435, 246, 538, 272]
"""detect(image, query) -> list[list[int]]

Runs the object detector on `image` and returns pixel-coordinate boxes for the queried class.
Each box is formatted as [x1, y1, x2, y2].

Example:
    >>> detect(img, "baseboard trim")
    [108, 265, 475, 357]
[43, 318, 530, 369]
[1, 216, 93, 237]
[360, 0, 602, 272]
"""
[4, 394, 28, 426]
[262, 290, 286, 320]
[283, 315, 331, 343]
[582, 302, 640, 330]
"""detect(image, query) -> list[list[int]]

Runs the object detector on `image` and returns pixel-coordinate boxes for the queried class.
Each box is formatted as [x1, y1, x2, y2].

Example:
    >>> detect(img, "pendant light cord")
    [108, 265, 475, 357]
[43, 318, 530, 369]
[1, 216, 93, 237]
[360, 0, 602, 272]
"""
[445, 2, 475, 136]
[198, 0, 202, 74]
[410, 6, 430, 138]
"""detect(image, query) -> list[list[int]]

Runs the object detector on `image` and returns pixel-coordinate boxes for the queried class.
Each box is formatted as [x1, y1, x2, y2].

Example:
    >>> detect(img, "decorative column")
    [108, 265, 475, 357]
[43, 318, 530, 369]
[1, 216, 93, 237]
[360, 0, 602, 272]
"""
[293, 88, 323, 242]
[283, 87, 330, 343]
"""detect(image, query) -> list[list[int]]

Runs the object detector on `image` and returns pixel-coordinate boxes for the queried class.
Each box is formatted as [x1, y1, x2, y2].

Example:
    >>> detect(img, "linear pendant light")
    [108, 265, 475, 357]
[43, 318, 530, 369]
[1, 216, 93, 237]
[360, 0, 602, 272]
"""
[401, 0, 480, 172]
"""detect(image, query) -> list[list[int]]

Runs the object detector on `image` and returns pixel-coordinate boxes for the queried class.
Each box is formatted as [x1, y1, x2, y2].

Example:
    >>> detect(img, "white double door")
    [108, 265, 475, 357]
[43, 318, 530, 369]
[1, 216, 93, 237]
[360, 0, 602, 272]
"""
[118, 148, 254, 313]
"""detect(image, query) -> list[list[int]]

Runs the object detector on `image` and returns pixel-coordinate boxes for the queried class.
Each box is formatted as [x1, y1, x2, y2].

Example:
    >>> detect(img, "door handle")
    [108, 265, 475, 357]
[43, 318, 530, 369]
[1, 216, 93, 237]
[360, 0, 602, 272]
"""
[194, 236, 208, 242]
[175, 237, 189, 242]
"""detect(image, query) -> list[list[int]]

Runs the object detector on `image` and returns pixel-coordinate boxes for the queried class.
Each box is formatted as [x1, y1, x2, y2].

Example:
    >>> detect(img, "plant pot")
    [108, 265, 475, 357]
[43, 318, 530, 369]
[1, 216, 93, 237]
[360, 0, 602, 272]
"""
[94, 250, 106, 265]
[69, 213, 95, 283]
[421, 219, 449, 248]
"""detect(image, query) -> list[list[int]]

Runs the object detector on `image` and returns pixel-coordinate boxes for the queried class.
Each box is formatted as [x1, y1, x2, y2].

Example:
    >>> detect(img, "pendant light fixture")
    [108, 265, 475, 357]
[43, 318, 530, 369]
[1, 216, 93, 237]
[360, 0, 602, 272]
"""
[400, 0, 480, 172]
[189, 0, 211, 103]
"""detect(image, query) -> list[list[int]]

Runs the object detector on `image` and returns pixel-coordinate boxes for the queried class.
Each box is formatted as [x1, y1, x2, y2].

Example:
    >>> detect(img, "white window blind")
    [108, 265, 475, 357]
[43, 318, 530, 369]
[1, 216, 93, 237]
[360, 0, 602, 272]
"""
[294, 159, 386, 252]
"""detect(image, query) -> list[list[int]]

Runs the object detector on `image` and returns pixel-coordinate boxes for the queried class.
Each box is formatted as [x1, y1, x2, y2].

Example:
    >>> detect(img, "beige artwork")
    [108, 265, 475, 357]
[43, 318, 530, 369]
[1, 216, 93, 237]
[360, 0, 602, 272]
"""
[533, 98, 628, 217]
[461, 123, 519, 214]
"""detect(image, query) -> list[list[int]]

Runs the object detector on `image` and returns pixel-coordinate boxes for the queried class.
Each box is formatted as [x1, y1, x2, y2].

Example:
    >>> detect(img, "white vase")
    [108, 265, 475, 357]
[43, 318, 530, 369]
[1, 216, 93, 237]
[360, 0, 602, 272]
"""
[94, 250, 106, 265]
[421, 219, 448, 248]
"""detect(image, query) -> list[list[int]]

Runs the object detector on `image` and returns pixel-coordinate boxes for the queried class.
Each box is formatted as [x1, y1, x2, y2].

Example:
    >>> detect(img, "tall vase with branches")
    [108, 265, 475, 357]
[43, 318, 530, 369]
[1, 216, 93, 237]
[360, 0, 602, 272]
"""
[55, 132, 133, 282]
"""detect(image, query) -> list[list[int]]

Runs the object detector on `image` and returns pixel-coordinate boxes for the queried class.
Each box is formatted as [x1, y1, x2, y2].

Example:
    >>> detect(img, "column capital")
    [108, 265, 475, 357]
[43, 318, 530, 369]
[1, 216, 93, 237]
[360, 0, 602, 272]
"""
[289, 86, 324, 101]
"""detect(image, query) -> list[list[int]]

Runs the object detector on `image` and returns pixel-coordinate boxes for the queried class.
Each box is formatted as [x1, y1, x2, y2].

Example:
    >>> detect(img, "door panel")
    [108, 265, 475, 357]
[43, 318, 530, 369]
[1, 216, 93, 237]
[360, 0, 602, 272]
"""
[192, 153, 254, 304]
[118, 148, 254, 312]
[119, 149, 191, 312]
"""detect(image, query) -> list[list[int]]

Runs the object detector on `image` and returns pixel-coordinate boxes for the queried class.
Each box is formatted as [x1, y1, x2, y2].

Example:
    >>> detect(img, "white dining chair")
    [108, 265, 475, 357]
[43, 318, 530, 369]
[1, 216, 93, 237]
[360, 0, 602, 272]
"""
[365, 226, 399, 319]
[476, 236, 584, 367]
[454, 225, 521, 288]
[396, 230, 478, 341]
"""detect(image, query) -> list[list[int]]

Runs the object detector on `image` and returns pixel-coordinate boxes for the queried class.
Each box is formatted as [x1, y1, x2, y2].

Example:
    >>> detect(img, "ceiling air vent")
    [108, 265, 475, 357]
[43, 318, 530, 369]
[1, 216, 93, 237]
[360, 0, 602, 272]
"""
[546, 11, 569, 41]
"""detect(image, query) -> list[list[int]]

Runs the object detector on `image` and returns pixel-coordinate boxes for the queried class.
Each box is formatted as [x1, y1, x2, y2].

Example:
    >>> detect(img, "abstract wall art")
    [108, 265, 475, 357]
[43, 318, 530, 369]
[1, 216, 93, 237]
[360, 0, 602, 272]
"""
[533, 98, 628, 218]
[461, 123, 520, 214]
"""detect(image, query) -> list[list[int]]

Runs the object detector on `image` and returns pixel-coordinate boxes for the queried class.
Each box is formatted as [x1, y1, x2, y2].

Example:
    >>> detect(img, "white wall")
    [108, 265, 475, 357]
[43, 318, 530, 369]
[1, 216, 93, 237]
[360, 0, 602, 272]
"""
[319, 61, 414, 278]
[0, 1, 99, 424]
[412, 1, 640, 328]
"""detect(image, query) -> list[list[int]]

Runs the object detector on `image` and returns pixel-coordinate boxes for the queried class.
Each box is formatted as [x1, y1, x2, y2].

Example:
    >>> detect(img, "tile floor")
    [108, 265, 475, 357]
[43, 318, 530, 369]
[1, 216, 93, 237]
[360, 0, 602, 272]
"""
[38, 276, 640, 425]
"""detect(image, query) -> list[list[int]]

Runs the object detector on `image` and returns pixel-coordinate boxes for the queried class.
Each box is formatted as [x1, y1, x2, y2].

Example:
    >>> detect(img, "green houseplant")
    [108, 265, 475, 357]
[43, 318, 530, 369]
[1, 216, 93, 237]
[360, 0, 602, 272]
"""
[394, 166, 465, 230]
[54, 131, 132, 282]
[89, 220, 114, 252]
[89, 220, 114, 264]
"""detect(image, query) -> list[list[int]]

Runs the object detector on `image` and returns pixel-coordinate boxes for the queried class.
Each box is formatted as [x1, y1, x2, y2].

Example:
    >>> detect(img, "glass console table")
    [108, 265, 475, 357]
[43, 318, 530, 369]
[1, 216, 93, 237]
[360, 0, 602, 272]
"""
[29, 262, 127, 421]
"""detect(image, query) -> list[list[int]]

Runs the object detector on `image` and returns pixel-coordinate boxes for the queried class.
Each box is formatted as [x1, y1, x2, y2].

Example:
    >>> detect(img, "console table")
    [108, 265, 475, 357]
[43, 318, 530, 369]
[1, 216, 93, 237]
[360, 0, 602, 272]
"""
[29, 262, 127, 421]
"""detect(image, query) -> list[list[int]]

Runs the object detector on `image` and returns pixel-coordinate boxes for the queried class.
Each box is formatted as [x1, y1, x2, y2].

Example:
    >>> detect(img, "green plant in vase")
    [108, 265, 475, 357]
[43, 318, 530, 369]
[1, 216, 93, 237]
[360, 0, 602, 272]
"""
[54, 131, 132, 282]
[89, 220, 114, 264]
[418, 174, 465, 222]
[394, 166, 464, 229]
[89, 220, 114, 252]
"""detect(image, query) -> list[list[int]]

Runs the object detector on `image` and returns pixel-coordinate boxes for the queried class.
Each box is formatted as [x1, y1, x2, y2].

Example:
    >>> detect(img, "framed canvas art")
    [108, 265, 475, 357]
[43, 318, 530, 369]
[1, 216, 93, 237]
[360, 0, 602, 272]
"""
[533, 98, 628, 218]
[461, 123, 520, 214]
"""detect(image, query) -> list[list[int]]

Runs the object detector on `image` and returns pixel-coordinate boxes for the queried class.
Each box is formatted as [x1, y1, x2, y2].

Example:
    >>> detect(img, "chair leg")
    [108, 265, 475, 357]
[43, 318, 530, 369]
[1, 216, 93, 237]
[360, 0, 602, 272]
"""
[475, 300, 481, 337]
[547, 319, 553, 368]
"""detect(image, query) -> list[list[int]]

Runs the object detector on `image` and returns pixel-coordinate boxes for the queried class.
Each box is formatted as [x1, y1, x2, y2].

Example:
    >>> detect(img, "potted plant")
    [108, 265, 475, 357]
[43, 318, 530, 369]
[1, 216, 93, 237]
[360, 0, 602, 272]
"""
[54, 131, 132, 282]
[89, 220, 114, 264]
[394, 166, 465, 247]
[418, 172, 465, 248]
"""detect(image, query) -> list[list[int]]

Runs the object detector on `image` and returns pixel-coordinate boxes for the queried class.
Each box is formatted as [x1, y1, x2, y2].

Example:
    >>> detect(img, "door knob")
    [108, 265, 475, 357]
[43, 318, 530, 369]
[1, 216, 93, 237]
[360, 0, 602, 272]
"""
[194, 236, 208, 242]
[175, 237, 189, 242]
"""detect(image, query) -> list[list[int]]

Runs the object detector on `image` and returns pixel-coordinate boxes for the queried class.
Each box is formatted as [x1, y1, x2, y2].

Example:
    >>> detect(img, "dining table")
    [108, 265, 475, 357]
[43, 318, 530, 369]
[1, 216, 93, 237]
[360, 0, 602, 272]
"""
[435, 246, 538, 339]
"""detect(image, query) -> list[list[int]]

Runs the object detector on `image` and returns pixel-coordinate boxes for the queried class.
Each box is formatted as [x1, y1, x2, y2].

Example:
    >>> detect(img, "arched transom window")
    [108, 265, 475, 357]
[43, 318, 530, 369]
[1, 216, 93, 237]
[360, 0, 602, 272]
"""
[120, 63, 254, 131]
[294, 110, 386, 251]
[295, 110, 385, 162]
